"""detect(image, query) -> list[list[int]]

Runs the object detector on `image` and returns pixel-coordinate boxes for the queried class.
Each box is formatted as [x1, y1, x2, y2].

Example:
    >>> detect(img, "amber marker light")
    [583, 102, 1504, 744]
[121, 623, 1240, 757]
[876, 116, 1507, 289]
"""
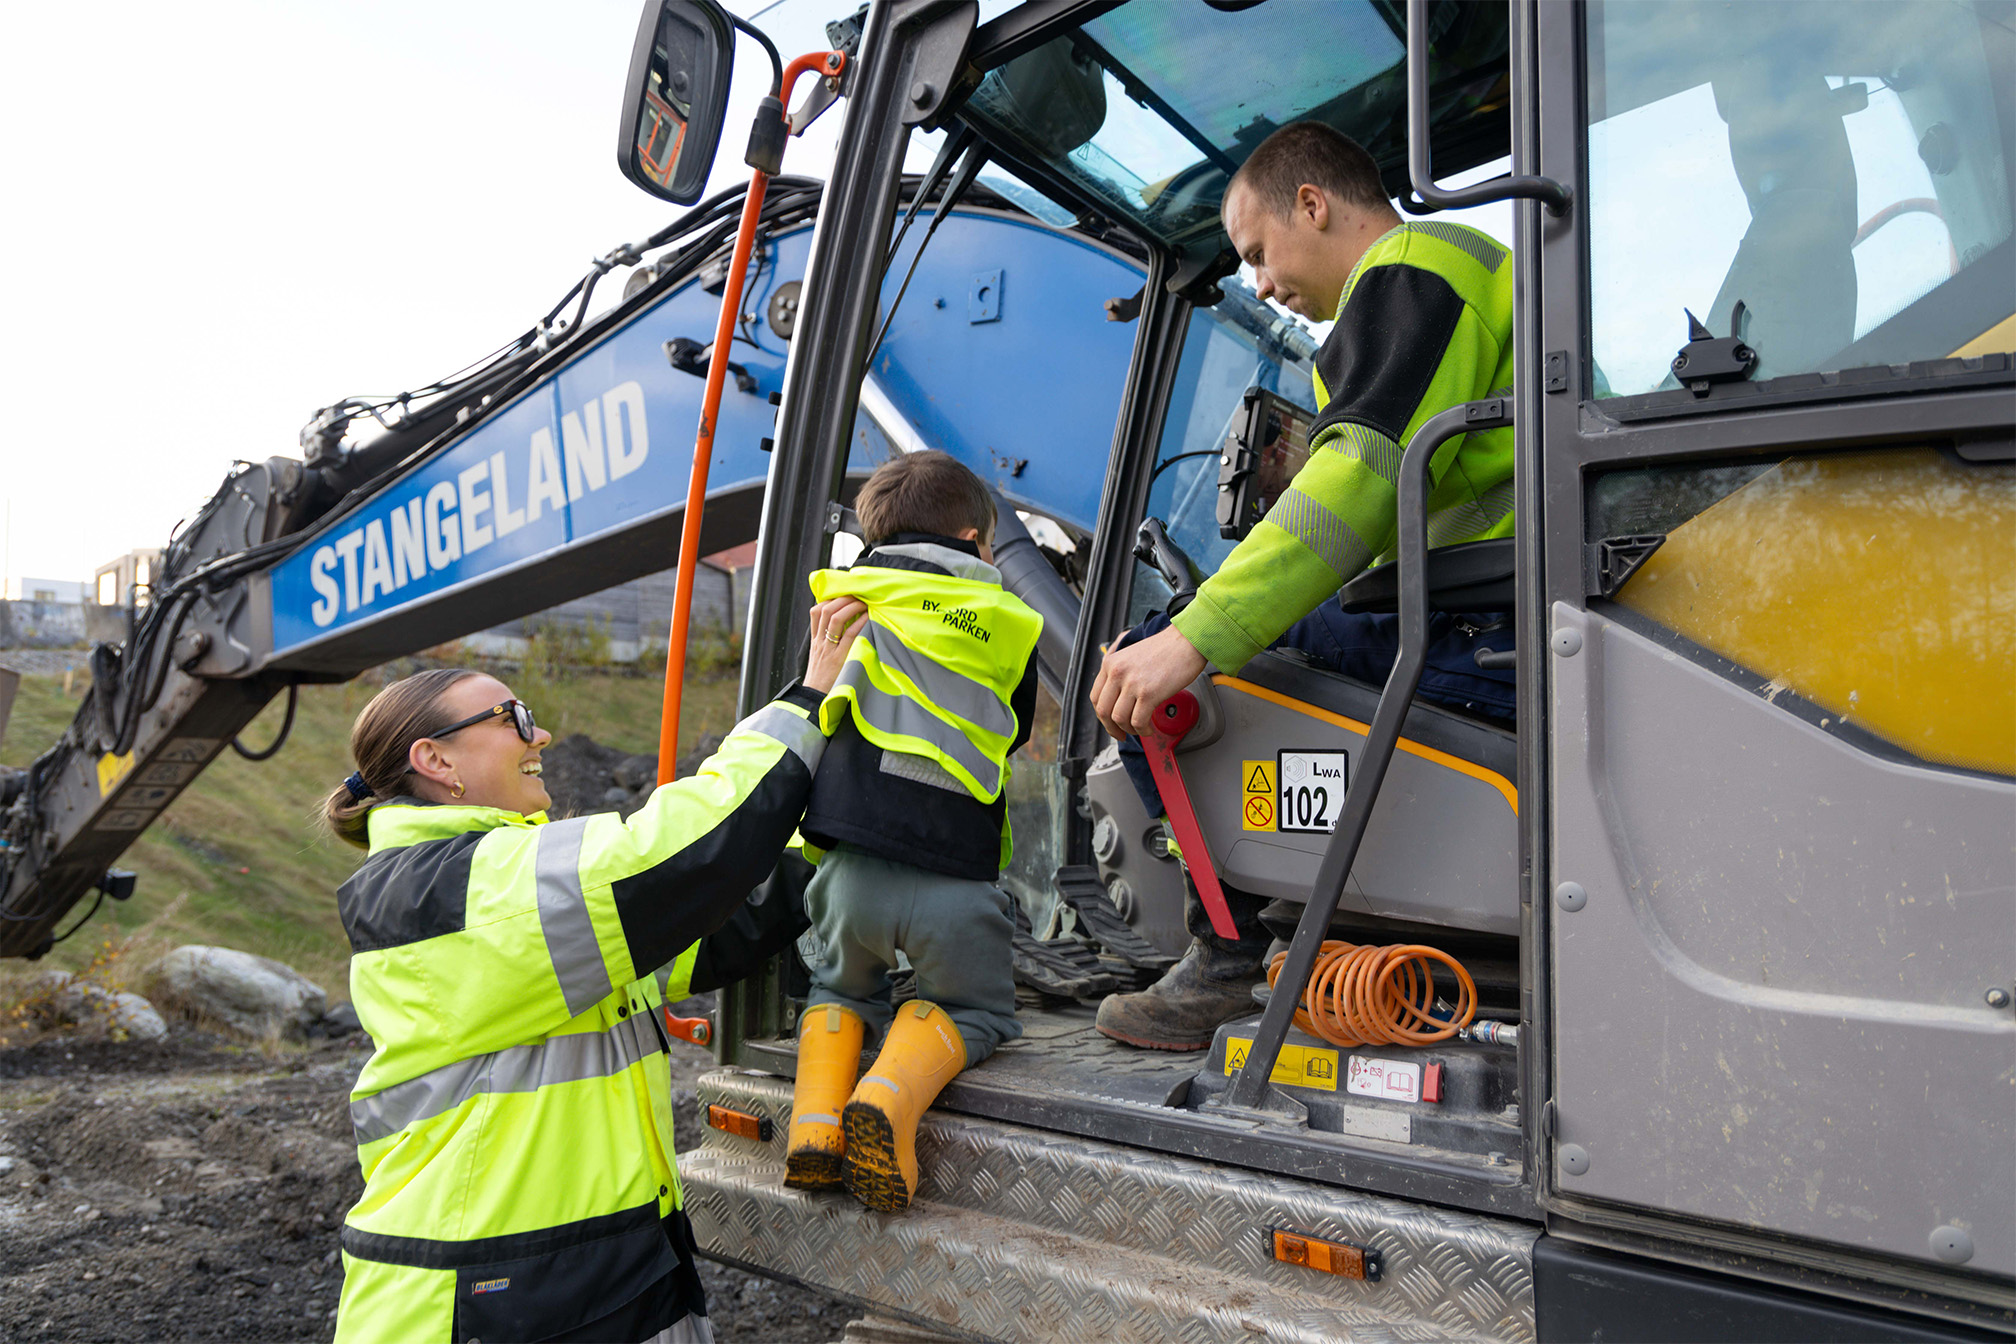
[706, 1104, 774, 1142]
[1271, 1229, 1383, 1281]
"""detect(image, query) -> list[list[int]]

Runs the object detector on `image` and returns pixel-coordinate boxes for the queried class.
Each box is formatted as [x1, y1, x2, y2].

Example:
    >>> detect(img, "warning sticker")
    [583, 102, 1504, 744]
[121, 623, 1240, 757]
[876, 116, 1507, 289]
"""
[1224, 1036, 1339, 1091]
[96, 752, 136, 797]
[1241, 760, 1276, 831]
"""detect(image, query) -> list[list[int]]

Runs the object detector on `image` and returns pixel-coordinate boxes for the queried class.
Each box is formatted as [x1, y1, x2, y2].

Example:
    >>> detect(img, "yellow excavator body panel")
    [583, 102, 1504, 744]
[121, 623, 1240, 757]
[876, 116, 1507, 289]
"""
[1618, 447, 2016, 776]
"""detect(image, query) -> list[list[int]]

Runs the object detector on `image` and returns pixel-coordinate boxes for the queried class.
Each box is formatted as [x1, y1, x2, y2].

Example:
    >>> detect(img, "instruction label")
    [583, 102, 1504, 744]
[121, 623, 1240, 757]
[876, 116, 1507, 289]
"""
[1240, 760, 1276, 831]
[1346, 1055, 1423, 1102]
[1224, 1036, 1339, 1091]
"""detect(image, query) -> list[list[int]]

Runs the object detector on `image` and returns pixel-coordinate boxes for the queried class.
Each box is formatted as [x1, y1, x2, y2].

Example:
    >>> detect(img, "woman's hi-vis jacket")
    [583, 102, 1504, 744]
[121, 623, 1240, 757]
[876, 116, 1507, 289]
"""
[332, 692, 826, 1344]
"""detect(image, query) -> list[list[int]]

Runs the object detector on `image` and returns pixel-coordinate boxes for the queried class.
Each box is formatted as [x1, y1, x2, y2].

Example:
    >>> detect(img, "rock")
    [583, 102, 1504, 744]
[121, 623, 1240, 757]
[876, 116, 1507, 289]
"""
[145, 946, 327, 1041]
[601, 786, 632, 808]
[103, 990, 167, 1041]
[612, 754, 658, 791]
[320, 1002, 361, 1038]
[27, 971, 167, 1040]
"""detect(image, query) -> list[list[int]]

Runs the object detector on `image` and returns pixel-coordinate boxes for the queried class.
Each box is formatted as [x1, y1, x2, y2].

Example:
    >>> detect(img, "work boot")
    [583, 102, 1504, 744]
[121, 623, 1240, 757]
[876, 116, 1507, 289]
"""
[841, 1001, 967, 1213]
[1094, 938, 1267, 1051]
[785, 1004, 864, 1191]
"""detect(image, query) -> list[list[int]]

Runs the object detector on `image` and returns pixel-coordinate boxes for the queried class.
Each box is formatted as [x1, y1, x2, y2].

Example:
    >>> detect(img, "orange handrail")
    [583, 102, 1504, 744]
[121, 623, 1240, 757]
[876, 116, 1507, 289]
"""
[656, 50, 846, 785]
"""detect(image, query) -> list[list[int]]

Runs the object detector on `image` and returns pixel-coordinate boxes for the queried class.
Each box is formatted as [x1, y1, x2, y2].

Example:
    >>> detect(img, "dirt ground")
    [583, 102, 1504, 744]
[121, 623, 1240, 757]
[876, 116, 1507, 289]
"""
[0, 1016, 858, 1344]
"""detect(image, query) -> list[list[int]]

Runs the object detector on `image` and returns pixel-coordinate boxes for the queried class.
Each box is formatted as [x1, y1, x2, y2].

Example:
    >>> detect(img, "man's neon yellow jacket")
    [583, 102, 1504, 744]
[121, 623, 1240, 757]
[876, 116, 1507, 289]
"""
[1173, 221, 1515, 671]
[333, 693, 825, 1344]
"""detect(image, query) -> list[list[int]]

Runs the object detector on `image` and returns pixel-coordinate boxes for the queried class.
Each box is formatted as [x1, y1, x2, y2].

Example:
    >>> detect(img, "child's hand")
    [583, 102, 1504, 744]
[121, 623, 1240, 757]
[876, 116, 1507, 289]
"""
[804, 598, 869, 694]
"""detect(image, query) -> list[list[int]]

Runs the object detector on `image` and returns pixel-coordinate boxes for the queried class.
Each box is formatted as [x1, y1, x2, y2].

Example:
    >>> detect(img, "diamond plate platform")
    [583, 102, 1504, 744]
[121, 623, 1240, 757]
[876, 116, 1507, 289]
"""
[684, 1070, 1538, 1343]
[738, 1002, 1534, 1219]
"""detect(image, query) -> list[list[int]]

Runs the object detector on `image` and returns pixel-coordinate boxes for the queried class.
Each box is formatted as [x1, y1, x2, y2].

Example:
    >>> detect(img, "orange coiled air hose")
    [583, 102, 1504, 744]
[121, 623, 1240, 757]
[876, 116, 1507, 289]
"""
[1266, 941, 1478, 1048]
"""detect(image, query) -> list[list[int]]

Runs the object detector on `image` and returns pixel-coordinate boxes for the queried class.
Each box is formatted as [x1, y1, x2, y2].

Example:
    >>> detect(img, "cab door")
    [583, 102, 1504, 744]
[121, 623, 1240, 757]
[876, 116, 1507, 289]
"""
[1533, 0, 2016, 1300]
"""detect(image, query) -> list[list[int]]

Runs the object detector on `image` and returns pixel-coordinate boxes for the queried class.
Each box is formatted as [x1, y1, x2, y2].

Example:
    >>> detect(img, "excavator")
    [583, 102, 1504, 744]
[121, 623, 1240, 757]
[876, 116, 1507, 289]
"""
[4, 0, 2012, 1339]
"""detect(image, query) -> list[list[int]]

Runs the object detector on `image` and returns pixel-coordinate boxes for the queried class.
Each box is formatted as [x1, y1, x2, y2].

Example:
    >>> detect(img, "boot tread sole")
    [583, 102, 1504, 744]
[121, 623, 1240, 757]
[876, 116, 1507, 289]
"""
[841, 1101, 911, 1213]
[784, 1147, 844, 1191]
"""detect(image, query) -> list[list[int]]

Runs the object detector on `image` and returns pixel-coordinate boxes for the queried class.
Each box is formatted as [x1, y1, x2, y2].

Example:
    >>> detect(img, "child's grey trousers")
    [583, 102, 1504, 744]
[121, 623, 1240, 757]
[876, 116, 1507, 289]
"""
[797, 845, 1022, 1063]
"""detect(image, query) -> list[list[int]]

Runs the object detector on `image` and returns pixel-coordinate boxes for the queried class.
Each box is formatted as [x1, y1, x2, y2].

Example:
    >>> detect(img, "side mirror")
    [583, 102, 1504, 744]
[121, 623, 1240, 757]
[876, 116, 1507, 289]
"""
[617, 0, 735, 204]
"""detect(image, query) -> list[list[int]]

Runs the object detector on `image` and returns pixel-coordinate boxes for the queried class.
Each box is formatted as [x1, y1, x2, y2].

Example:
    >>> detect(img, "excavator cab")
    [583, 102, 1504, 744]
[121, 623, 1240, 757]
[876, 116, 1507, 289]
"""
[1086, 330, 1522, 969]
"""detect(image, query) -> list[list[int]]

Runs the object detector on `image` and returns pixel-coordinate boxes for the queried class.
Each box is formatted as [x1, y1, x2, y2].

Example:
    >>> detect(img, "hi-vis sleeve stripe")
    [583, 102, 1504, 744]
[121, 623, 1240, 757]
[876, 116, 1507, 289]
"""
[1267, 487, 1376, 584]
[864, 626, 1016, 738]
[536, 816, 615, 1016]
[834, 661, 1002, 796]
[350, 1011, 662, 1146]
[735, 702, 824, 774]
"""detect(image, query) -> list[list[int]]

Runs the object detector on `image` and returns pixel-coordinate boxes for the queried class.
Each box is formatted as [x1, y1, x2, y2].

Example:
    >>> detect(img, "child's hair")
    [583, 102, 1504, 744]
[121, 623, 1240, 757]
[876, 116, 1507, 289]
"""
[324, 668, 484, 848]
[854, 450, 997, 547]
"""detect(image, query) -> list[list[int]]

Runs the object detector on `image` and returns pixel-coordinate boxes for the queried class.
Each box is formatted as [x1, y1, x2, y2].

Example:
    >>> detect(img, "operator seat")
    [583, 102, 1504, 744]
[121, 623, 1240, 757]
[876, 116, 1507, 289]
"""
[1169, 538, 1519, 938]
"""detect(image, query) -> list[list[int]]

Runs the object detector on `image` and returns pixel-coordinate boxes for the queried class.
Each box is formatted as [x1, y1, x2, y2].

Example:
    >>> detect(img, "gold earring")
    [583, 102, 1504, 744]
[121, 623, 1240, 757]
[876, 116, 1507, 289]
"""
[451, 780, 465, 799]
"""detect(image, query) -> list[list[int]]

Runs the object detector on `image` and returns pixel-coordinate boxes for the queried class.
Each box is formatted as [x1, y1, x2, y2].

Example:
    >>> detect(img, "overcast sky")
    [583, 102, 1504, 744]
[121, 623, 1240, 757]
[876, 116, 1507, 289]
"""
[0, 0, 913, 595]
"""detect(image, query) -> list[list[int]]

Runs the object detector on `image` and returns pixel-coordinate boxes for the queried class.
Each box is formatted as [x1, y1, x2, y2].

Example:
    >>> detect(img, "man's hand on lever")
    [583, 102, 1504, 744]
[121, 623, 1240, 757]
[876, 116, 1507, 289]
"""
[1091, 623, 1207, 740]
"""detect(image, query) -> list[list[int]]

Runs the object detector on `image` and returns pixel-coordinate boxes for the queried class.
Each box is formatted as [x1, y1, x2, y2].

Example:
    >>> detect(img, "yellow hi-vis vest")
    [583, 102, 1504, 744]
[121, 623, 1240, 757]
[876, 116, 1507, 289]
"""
[332, 698, 824, 1344]
[809, 560, 1042, 804]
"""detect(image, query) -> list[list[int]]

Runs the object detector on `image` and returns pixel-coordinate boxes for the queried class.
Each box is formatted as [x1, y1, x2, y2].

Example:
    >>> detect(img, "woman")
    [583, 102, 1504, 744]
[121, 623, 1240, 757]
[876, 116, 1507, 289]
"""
[327, 598, 866, 1344]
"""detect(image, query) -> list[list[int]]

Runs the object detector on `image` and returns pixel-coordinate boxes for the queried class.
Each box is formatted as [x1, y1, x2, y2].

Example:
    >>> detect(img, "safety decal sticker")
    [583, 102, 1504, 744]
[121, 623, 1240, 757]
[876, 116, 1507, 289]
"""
[1240, 760, 1276, 831]
[1223, 1036, 1339, 1091]
[96, 751, 135, 798]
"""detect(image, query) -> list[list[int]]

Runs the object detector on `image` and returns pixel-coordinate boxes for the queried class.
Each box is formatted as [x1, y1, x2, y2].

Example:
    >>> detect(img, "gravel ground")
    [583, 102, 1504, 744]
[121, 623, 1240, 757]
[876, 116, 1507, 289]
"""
[0, 1021, 857, 1343]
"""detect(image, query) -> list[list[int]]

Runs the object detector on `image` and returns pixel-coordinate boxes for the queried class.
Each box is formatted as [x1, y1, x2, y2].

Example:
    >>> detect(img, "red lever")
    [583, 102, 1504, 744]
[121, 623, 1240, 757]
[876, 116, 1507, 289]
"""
[664, 1011, 713, 1047]
[1138, 691, 1240, 940]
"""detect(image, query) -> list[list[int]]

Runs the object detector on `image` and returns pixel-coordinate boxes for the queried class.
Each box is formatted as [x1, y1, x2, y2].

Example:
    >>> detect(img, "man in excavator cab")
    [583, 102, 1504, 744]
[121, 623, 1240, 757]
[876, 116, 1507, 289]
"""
[1090, 121, 1519, 1051]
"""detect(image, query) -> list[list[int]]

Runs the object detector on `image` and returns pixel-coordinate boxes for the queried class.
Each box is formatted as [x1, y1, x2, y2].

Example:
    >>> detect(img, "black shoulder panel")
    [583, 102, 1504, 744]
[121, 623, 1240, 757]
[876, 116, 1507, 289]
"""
[1310, 264, 1469, 445]
[337, 829, 484, 953]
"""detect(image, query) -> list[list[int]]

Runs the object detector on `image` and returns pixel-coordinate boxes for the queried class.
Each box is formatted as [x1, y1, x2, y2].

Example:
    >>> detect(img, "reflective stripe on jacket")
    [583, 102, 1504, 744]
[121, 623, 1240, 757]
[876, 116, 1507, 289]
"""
[809, 552, 1042, 803]
[332, 696, 825, 1343]
[1174, 220, 1516, 672]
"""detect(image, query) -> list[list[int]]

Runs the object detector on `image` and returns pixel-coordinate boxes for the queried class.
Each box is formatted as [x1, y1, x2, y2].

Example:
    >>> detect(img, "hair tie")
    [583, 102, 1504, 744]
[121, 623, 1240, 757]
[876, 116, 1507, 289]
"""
[342, 771, 375, 803]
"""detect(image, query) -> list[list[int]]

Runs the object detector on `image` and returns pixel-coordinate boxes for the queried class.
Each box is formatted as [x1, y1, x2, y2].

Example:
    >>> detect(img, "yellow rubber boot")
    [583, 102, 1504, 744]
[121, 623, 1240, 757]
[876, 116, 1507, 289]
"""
[841, 1001, 968, 1212]
[784, 1004, 864, 1191]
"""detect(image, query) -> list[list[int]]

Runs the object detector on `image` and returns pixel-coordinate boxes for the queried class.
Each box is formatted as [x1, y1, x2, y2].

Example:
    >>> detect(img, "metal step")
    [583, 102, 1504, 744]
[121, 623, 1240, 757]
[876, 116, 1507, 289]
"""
[682, 1070, 1539, 1343]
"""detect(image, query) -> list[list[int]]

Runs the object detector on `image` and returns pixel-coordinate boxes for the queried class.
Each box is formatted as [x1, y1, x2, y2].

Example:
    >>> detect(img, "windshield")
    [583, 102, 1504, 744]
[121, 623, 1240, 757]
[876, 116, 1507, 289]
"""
[1585, 0, 2015, 400]
[961, 0, 1511, 248]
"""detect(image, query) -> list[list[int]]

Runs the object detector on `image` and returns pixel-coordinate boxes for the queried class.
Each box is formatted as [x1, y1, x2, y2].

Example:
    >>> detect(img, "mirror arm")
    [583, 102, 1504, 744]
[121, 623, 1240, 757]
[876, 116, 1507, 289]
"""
[727, 12, 784, 96]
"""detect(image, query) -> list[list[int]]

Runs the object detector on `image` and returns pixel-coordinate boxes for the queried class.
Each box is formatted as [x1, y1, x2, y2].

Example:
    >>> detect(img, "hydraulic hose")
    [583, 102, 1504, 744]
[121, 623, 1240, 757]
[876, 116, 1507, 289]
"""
[989, 503, 1079, 692]
[1266, 940, 1477, 1048]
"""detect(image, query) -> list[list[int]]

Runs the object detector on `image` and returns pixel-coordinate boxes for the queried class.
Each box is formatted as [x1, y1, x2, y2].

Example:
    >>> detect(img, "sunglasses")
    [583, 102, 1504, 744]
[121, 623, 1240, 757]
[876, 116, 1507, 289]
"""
[427, 699, 539, 744]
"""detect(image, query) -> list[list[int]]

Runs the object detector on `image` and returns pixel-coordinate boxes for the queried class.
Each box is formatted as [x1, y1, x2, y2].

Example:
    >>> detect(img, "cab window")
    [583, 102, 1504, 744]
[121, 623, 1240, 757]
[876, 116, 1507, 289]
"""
[1585, 0, 2015, 399]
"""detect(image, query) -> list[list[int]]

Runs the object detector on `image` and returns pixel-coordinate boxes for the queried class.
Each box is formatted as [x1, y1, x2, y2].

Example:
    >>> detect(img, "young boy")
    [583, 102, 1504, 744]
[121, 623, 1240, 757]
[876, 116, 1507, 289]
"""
[784, 451, 1043, 1213]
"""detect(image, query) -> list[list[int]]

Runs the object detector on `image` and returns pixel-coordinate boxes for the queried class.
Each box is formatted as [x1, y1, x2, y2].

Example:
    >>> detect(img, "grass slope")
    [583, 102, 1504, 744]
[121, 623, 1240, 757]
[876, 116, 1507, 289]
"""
[1, 668, 739, 1000]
